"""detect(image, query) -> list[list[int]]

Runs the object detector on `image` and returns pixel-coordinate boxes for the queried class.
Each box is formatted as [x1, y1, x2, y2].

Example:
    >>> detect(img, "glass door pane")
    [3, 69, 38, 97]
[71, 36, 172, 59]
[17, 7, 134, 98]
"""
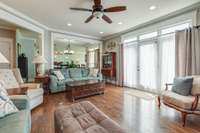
[159, 35, 175, 90]
[139, 42, 157, 91]
[123, 42, 138, 88]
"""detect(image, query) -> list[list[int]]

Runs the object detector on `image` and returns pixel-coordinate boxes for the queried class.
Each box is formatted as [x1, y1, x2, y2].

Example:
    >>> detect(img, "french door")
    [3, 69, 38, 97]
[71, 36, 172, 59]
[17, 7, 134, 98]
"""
[138, 41, 157, 92]
[123, 42, 138, 88]
[123, 40, 158, 93]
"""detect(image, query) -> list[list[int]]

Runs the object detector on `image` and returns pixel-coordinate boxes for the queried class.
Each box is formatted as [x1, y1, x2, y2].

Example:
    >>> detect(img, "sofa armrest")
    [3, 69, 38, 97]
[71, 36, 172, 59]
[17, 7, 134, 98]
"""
[20, 83, 41, 89]
[97, 72, 103, 80]
[191, 94, 200, 111]
[49, 75, 59, 89]
[9, 95, 29, 110]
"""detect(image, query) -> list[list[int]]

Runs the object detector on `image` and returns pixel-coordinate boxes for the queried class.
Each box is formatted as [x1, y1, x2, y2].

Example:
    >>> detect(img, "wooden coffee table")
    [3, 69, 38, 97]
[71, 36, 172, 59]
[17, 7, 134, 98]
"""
[66, 80, 105, 102]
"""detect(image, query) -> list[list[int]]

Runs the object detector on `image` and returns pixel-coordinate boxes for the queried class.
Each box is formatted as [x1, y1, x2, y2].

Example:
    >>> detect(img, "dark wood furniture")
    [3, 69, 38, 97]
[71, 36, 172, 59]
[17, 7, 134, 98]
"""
[66, 80, 105, 102]
[35, 75, 50, 94]
[7, 87, 28, 95]
[101, 52, 116, 79]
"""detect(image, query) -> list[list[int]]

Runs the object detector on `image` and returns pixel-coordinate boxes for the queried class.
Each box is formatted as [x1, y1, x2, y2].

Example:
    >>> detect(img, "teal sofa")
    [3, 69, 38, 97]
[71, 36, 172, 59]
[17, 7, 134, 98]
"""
[0, 95, 31, 133]
[49, 68, 103, 93]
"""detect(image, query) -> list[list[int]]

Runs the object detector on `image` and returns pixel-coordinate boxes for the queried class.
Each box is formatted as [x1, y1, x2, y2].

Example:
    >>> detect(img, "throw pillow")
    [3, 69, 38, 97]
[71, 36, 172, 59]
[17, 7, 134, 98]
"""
[0, 81, 18, 118]
[53, 70, 65, 81]
[89, 69, 99, 77]
[172, 77, 193, 96]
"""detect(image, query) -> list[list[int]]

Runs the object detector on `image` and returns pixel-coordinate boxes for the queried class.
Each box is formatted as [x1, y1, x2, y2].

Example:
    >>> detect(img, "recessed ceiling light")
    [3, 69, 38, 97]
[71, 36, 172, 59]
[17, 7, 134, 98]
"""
[67, 23, 72, 26]
[149, 5, 156, 10]
[100, 32, 104, 34]
[118, 22, 123, 25]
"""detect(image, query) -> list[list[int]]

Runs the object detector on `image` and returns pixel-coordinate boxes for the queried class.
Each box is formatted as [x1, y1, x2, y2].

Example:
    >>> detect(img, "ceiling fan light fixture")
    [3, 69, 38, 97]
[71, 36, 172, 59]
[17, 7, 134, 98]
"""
[93, 11, 103, 19]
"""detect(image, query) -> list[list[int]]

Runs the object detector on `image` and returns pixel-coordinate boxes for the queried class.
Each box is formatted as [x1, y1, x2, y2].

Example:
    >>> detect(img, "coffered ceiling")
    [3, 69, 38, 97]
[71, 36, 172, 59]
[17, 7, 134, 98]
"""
[1, 0, 200, 38]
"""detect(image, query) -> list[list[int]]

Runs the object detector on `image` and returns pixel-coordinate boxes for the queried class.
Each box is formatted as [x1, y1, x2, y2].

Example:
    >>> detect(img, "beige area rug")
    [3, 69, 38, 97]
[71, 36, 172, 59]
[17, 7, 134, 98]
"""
[124, 89, 156, 100]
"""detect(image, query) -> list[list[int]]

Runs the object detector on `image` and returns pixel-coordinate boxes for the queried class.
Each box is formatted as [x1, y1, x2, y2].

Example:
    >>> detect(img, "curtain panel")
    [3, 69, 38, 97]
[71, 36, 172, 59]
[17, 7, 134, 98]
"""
[175, 27, 200, 76]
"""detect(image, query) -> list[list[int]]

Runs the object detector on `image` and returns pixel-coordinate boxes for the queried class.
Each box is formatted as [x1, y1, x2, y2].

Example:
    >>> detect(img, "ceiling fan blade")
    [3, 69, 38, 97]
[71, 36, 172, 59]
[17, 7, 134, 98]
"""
[104, 6, 127, 12]
[85, 15, 94, 23]
[70, 8, 93, 12]
[102, 15, 112, 24]
[94, 0, 101, 6]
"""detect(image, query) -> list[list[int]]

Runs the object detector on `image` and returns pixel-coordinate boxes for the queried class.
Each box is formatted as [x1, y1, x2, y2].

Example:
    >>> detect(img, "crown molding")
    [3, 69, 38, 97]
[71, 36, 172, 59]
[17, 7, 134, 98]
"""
[0, 2, 103, 41]
[0, 2, 49, 30]
[103, 2, 200, 41]
[49, 28, 102, 41]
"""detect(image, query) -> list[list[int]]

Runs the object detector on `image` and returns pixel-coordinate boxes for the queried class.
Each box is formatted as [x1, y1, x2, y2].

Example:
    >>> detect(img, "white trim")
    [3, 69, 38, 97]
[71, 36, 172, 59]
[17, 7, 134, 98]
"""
[0, 2, 48, 30]
[50, 28, 102, 41]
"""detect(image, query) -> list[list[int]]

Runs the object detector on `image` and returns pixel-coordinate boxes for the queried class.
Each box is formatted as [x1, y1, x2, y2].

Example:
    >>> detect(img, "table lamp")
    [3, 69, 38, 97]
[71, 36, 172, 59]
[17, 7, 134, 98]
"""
[32, 55, 47, 76]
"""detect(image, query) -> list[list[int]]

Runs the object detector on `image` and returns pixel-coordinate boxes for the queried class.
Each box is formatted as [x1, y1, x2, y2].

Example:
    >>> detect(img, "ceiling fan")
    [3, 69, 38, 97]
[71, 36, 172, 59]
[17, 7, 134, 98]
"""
[70, 0, 127, 24]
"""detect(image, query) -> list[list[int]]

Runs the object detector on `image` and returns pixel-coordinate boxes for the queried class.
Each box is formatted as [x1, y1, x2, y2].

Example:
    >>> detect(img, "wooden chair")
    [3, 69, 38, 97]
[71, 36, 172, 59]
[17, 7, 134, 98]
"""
[158, 76, 200, 126]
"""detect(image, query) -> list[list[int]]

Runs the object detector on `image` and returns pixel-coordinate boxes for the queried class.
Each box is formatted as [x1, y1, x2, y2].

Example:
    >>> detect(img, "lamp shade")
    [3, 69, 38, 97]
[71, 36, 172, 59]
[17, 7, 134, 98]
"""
[32, 55, 47, 64]
[0, 52, 9, 63]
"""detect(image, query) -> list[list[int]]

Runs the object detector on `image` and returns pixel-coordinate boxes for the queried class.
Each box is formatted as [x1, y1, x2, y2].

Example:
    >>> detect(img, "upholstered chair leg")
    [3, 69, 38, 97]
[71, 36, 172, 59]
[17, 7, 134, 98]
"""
[157, 96, 161, 109]
[181, 112, 187, 127]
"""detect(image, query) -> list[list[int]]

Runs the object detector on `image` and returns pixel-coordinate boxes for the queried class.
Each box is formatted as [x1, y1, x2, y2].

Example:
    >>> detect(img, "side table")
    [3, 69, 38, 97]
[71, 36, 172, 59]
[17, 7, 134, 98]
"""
[35, 75, 50, 95]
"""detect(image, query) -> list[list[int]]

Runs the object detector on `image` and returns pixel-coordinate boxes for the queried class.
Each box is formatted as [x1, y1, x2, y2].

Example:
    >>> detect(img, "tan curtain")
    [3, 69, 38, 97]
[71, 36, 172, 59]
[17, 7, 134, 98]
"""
[118, 44, 124, 86]
[175, 27, 200, 76]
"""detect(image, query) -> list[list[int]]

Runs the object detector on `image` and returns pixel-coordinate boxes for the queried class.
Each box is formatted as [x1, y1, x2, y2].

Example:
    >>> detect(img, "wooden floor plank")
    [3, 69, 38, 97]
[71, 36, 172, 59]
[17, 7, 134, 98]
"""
[31, 84, 200, 133]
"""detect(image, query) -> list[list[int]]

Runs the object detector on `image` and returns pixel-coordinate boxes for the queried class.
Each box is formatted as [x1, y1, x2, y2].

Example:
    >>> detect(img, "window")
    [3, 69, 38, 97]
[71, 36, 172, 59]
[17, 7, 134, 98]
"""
[159, 34, 175, 90]
[161, 23, 190, 35]
[123, 21, 190, 93]
[88, 50, 95, 68]
[139, 32, 158, 40]
[139, 42, 157, 90]
[124, 37, 137, 43]
[123, 42, 138, 88]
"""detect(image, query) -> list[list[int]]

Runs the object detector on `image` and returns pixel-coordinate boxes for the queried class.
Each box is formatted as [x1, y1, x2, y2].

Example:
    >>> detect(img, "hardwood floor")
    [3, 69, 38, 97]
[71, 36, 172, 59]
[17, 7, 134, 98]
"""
[31, 84, 200, 133]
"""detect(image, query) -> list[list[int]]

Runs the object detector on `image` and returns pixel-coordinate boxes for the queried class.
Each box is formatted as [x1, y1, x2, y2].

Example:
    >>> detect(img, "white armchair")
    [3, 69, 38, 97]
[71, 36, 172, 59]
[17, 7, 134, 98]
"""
[0, 68, 44, 110]
[158, 76, 200, 126]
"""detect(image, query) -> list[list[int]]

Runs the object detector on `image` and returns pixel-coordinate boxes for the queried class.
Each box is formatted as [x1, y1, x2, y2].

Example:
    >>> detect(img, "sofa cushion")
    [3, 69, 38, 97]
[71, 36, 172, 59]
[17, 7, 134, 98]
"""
[26, 88, 44, 99]
[82, 69, 89, 77]
[171, 77, 193, 96]
[60, 69, 70, 79]
[191, 76, 200, 96]
[53, 70, 65, 81]
[0, 110, 31, 133]
[69, 68, 82, 78]
[0, 81, 18, 118]
[162, 90, 195, 110]
[54, 101, 125, 133]
[0, 69, 19, 89]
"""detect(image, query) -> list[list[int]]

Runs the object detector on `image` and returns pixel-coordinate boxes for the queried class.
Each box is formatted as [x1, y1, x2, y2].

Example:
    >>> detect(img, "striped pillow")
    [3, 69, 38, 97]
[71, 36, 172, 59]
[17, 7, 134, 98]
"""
[0, 81, 18, 118]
